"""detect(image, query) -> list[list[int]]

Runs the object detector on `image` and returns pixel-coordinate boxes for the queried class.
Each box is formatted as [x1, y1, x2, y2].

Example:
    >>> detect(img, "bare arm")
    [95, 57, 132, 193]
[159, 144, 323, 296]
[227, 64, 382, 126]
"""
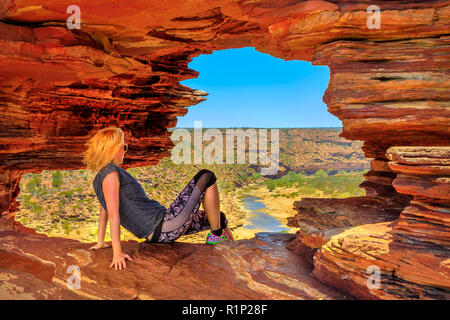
[89, 204, 110, 250]
[103, 171, 122, 256]
[97, 204, 108, 244]
[102, 171, 132, 270]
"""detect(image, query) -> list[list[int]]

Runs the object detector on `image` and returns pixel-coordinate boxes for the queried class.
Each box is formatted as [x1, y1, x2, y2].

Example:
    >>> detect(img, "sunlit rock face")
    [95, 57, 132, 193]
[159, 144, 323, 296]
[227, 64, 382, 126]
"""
[0, 0, 449, 299]
[296, 147, 450, 299]
[286, 195, 410, 264]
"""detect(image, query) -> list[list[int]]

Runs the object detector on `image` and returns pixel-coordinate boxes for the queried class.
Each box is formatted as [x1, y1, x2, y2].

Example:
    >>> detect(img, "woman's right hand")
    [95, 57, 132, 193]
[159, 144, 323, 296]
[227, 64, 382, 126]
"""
[109, 252, 133, 271]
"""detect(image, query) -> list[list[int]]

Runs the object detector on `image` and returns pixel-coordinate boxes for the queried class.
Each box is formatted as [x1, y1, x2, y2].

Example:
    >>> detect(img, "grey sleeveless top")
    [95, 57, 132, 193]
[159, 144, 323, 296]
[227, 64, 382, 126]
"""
[93, 162, 166, 239]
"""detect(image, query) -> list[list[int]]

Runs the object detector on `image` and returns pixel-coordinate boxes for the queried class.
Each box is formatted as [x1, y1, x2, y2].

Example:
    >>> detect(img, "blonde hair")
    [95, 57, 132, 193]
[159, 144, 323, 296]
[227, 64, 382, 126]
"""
[82, 126, 124, 174]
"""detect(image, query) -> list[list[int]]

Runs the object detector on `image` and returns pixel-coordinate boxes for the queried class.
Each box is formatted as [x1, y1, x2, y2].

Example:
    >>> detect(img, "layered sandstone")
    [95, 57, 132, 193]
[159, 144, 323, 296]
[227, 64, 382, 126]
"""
[286, 195, 409, 264]
[312, 147, 450, 299]
[0, 0, 449, 299]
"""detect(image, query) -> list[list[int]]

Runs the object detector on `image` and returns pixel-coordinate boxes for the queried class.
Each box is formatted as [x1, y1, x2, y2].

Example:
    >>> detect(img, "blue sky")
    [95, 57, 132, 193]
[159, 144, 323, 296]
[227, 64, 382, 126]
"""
[177, 47, 340, 128]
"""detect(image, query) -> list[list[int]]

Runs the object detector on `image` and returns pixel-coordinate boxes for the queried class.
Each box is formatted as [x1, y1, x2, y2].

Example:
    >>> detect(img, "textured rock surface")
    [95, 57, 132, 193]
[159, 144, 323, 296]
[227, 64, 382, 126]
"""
[312, 147, 450, 299]
[387, 147, 450, 246]
[0, 0, 449, 299]
[0, 219, 351, 300]
[313, 222, 450, 300]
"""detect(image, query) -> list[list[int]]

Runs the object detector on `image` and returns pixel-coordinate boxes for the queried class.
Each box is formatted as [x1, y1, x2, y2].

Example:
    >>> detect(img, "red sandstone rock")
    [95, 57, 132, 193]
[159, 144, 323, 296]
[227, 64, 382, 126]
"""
[387, 147, 450, 200]
[286, 196, 408, 264]
[394, 200, 450, 246]
[370, 160, 394, 173]
[313, 146, 450, 299]
[313, 222, 450, 300]
[388, 146, 450, 247]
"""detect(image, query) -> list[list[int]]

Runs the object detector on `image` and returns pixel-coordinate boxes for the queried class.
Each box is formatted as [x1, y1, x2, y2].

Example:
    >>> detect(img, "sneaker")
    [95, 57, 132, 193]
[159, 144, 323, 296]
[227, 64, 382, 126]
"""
[205, 230, 229, 245]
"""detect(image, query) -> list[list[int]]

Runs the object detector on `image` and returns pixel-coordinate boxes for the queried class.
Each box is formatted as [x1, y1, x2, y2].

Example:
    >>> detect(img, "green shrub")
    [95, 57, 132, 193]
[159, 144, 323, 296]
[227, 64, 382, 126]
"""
[30, 203, 43, 213]
[252, 172, 261, 179]
[26, 175, 42, 193]
[52, 171, 63, 188]
[58, 190, 74, 197]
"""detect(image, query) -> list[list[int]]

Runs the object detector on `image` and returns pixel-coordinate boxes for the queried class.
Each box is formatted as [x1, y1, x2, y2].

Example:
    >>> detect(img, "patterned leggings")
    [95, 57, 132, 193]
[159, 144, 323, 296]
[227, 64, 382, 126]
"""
[150, 169, 227, 243]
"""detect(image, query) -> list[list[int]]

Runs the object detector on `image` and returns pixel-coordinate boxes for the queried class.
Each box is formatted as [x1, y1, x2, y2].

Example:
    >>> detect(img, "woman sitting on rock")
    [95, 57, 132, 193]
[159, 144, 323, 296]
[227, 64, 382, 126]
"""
[82, 126, 234, 271]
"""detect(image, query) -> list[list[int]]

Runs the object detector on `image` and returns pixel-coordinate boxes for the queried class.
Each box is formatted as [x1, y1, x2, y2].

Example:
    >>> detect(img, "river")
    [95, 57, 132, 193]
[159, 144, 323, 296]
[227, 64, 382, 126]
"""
[239, 194, 291, 233]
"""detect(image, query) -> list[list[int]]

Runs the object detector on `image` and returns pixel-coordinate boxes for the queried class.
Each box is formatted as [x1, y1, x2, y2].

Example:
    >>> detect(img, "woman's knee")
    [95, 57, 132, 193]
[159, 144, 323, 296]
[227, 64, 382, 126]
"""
[193, 169, 217, 188]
